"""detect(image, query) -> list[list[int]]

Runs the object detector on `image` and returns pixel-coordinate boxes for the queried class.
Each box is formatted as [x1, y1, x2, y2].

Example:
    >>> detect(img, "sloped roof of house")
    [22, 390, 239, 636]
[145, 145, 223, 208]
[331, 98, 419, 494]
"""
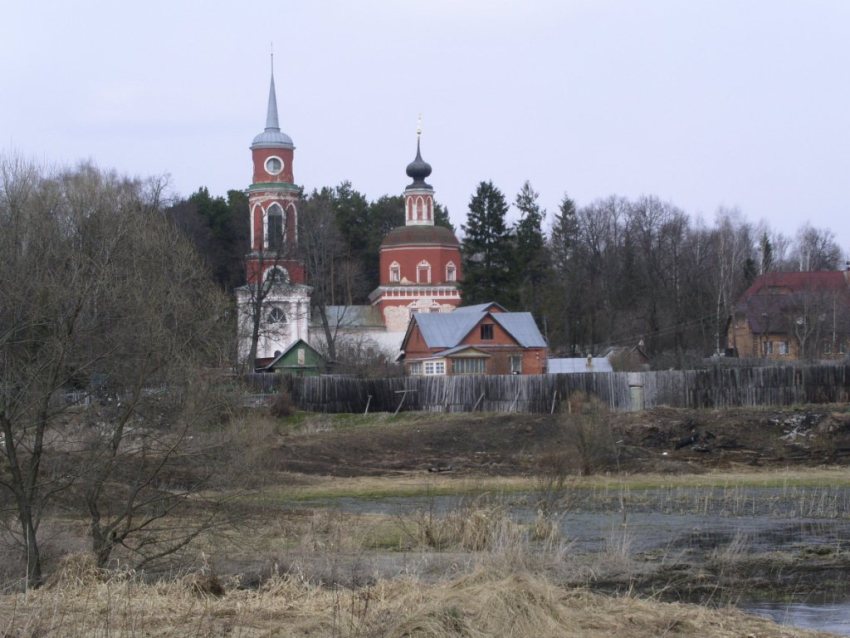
[548, 357, 613, 374]
[407, 306, 547, 350]
[453, 302, 507, 314]
[734, 270, 850, 333]
[318, 305, 384, 329]
[259, 339, 323, 371]
[413, 312, 483, 348]
[740, 271, 849, 299]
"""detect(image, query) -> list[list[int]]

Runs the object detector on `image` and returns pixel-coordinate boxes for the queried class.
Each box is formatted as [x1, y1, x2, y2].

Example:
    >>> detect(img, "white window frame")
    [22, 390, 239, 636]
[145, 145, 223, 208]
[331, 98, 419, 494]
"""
[423, 360, 446, 376]
[453, 358, 486, 375]
[416, 260, 432, 284]
[389, 261, 401, 283]
[446, 261, 456, 282]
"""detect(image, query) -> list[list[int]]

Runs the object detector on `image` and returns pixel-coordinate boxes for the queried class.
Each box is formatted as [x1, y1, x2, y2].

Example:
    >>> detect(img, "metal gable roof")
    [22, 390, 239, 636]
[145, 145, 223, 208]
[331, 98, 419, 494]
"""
[490, 312, 547, 347]
[548, 357, 613, 373]
[414, 312, 482, 348]
[453, 302, 507, 314]
[412, 310, 547, 349]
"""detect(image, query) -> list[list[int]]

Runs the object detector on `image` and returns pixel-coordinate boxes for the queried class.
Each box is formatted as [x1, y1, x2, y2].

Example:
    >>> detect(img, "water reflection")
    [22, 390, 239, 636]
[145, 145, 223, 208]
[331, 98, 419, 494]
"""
[744, 601, 850, 635]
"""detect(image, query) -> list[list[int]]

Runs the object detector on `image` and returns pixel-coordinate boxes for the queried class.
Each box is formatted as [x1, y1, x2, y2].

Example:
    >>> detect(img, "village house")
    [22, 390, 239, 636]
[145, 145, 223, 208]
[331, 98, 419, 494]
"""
[727, 267, 850, 360]
[400, 303, 548, 375]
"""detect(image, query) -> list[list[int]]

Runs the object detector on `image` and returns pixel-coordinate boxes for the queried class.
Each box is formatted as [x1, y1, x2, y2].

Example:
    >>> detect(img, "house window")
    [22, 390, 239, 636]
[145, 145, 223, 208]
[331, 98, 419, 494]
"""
[268, 307, 286, 324]
[453, 358, 486, 374]
[409, 362, 423, 375]
[763, 340, 773, 356]
[446, 262, 456, 282]
[480, 324, 494, 340]
[389, 262, 401, 283]
[417, 260, 431, 284]
[509, 355, 522, 374]
[424, 360, 446, 375]
[297, 348, 305, 365]
[840, 340, 848, 355]
[267, 203, 284, 251]
[778, 340, 790, 356]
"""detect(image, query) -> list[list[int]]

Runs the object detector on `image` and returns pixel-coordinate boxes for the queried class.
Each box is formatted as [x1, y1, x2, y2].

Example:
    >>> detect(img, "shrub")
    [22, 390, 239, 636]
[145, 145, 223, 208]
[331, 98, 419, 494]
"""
[269, 388, 294, 418]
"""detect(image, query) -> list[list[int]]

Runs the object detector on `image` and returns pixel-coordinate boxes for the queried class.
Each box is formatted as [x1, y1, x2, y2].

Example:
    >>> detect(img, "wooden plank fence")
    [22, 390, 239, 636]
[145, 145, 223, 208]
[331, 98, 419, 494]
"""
[247, 364, 850, 414]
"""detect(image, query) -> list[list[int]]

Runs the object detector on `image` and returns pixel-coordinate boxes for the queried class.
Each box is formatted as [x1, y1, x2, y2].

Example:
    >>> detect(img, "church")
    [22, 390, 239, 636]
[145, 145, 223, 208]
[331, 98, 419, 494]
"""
[236, 65, 464, 369]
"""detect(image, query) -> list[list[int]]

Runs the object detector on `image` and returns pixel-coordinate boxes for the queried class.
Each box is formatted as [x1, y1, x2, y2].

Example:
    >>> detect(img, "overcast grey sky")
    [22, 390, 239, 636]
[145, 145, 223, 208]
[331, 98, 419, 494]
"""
[3, 1, 849, 251]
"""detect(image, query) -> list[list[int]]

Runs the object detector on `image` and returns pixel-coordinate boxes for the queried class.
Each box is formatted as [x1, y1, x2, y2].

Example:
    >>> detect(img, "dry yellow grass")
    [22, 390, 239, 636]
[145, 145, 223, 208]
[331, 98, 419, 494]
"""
[260, 466, 850, 502]
[0, 556, 833, 638]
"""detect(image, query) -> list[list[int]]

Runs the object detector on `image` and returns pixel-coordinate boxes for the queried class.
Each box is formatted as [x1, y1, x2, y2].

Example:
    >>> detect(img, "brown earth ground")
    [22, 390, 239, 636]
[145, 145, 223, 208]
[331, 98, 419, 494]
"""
[270, 405, 850, 477]
[4, 405, 850, 636]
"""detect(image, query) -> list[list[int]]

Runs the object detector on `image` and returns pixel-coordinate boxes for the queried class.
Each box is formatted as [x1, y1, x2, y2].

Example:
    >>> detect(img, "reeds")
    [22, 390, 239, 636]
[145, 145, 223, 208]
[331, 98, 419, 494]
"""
[0, 559, 826, 637]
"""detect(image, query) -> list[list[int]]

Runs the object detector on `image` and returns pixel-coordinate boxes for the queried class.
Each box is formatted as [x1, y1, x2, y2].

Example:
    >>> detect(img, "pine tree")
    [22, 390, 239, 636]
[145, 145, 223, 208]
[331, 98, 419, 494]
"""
[461, 181, 514, 305]
[513, 181, 548, 318]
[547, 193, 583, 353]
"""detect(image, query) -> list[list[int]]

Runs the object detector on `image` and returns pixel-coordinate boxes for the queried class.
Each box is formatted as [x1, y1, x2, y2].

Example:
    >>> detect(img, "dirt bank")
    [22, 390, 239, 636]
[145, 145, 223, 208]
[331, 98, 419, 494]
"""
[270, 405, 850, 477]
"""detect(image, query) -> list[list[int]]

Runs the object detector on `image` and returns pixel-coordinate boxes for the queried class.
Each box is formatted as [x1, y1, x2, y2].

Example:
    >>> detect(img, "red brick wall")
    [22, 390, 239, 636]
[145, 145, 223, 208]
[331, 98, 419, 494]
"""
[251, 148, 294, 184]
[380, 245, 462, 285]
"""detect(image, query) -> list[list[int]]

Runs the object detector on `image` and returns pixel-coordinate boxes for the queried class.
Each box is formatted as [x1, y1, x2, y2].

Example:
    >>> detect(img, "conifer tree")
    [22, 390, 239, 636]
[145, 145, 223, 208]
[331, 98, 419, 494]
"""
[514, 181, 548, 318]
[461, 180, 514, 305]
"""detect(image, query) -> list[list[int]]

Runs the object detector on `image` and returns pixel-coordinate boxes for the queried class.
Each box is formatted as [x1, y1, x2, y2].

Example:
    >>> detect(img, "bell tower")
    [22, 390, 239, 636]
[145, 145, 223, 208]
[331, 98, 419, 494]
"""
[236, 56, 311, 368]
[245, 54, 304, 285]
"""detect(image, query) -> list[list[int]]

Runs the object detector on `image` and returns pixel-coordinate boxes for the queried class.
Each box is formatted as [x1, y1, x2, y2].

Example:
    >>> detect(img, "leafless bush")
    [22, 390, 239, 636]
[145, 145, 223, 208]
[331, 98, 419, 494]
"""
[270, 387, 295, 418]
[562, 391, 617, 476]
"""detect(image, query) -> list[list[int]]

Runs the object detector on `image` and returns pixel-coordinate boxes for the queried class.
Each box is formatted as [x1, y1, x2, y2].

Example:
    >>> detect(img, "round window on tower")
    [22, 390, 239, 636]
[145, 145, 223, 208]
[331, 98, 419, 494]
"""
[265, 156, 284, 175]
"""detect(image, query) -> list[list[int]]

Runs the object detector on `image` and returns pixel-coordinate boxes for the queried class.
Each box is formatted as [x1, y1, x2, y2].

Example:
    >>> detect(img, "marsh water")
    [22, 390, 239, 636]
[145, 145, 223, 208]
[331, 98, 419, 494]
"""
[309, 484, 850, 635]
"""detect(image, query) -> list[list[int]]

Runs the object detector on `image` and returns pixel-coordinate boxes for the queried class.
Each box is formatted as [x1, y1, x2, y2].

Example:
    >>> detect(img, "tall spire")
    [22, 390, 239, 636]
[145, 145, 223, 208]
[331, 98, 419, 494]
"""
[266, 48, 280, 131]
[251, 48, 293, 150]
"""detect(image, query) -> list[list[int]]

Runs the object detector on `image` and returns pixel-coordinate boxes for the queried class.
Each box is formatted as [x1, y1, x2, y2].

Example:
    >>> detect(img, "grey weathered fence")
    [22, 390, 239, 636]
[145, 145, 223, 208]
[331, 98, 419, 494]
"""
[271, 364, 850, 414]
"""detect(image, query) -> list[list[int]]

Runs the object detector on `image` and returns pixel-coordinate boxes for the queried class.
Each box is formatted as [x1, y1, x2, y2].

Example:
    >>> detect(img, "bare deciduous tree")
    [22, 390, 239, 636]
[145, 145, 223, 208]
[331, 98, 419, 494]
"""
[0, 157, 230, 586]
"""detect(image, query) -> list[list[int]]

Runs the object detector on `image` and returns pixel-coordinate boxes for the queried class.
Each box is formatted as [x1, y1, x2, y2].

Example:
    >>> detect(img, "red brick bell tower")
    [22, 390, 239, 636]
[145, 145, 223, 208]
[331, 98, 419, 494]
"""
[245, 58, 304, 286]
[236, 57, 312, 366]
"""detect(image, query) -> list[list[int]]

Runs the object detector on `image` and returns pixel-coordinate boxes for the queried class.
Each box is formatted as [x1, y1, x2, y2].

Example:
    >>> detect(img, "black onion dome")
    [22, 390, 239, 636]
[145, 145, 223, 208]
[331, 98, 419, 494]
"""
[405, 138, 432, 189]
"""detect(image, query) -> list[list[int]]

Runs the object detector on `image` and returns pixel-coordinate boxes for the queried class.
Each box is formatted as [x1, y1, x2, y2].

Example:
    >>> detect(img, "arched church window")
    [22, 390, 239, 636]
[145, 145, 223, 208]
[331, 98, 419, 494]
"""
[268, 307, 286, 324]
[416, 197, 424, 221]
[446, 262, 456, 282]
[267, 204, 284, 251]
[407, 198, 413, 221]
[389, 261, 401, 283]
[427, 198, 433, 221]
[266, 267, 289, 284]
[417, 260, 431, 284]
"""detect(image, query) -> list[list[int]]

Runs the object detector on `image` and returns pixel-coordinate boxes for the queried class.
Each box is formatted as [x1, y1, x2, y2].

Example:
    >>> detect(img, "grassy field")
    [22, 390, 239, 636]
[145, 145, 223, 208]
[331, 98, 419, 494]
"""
[1, 555, 834, 637]
[3, 406, 850, 636]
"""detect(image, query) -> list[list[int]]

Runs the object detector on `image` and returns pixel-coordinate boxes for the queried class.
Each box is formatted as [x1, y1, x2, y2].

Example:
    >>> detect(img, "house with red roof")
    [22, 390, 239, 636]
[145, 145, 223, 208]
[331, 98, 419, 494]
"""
[727, 268, 850, 360]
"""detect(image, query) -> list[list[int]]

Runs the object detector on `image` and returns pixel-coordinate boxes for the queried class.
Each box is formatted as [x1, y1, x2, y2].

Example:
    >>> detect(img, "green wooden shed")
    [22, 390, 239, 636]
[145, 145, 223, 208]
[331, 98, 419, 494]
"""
[259, 339, 326, 377]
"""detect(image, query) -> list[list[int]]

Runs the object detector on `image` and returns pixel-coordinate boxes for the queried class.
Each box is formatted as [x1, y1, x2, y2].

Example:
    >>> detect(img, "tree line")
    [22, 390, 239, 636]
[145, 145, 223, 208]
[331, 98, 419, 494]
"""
[173, 178, 847, 369]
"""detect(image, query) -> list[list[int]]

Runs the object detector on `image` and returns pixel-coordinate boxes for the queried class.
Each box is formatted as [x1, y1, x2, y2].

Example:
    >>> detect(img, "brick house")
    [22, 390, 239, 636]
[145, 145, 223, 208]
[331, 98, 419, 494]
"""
[399, 303, 548, 375]
[727, 269, 850, 360]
